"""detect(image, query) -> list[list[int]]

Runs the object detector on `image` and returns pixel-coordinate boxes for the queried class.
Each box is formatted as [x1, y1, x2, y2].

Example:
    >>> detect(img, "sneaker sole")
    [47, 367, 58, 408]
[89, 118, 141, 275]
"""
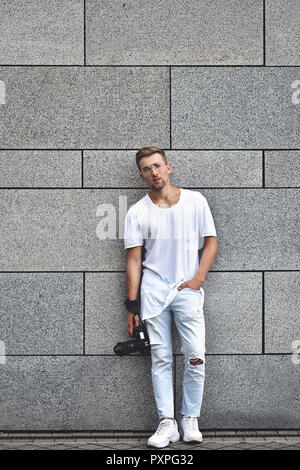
[180, 429, 203, 443]
[183, 439, 203, 444]
[147, 433, 180, 448]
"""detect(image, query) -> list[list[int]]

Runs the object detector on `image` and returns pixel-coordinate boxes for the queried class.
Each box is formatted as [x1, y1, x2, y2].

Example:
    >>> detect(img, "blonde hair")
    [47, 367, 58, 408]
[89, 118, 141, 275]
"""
[136, 146, 167, 171]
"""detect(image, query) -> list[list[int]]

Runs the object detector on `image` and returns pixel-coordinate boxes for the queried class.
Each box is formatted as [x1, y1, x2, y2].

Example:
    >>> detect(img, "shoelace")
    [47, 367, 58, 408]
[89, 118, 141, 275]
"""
[185, 417, 198, 432]
[155, 420, 173, 435]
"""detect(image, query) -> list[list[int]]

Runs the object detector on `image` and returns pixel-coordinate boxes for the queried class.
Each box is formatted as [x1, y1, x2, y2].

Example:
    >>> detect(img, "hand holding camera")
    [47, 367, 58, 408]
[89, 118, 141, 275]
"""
[127, 310, 140, 336]
[113, 298, 151, 356]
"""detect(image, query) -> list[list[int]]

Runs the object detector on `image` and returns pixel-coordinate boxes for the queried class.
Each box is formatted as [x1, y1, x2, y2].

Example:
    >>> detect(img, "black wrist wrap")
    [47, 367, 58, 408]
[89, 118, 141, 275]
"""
[124, 299, 140, 315]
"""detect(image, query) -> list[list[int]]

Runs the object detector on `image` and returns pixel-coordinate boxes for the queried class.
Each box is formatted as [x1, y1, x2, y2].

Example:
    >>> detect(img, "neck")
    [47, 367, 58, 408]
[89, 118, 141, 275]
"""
[148, 183, 180, 207]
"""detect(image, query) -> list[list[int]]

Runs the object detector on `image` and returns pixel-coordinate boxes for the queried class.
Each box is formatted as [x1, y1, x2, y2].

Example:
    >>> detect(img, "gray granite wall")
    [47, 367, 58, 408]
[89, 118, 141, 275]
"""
[0, 1, 299, 431]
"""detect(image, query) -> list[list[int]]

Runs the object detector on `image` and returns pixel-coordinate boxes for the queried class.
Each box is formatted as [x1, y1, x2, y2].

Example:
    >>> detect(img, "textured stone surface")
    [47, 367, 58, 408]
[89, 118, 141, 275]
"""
[265, 151, 300, 187]
[2, 354, 298, 431]
[0, 356, 156, 430]
[0, 189, 135, 271]
[196, 272, 262, 354]
[84, 150, 262, 188]
[205, 188, 299, 270]
[0, 151, 81, 187]
[86, 0, 263, 65]
[176, 355, 300, 428]
[0, 273, 83, 354]
[0, 67, 169, 148]
[86, 272, 262, 354]
[264, 272, 300, 353]
[85, 272, 128, 355]
[266, 0, 300, 65]
[0, 0, 84, 65]
[0, 189, 298, 271]
[172, 67, 300, 148]
[84, 151, 147, 188]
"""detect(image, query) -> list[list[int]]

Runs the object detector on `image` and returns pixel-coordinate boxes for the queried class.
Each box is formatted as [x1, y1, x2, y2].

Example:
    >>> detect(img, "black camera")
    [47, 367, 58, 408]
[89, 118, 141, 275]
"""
[113, 315, 151, 356]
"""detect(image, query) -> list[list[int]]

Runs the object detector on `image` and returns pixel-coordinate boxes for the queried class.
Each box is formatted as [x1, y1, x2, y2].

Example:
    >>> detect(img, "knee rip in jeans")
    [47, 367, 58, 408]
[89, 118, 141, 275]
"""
[189, 353, 205, 368]
[190, 358, 203, 365]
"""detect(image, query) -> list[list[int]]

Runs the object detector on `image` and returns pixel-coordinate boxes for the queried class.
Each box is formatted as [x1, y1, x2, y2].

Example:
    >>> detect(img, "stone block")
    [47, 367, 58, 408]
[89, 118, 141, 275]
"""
[0, 151, 81, 187]
[0, 0, 83, 65]
[86, 0, 263, 65]
[264, 272, 300, 353]
[175, 355, 300, 428]
[0, 273, 83, 354]
[0, 67, 169, 148]
[172, 67, 300, 148]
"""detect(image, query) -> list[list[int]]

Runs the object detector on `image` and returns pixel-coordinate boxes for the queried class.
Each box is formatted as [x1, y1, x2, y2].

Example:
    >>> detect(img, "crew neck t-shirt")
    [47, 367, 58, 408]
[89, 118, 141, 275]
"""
[124, 188, 217, 320]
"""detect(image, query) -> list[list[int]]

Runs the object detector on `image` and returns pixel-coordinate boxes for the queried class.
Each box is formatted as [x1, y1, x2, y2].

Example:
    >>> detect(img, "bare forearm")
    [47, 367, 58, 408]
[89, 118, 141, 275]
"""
[126, 258, 142, 300]
[194, 237, 218, 284]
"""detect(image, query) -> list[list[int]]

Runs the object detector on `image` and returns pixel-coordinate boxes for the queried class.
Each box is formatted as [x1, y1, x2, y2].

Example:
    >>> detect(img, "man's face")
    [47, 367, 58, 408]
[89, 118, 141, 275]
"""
[139, 153, 172, 191]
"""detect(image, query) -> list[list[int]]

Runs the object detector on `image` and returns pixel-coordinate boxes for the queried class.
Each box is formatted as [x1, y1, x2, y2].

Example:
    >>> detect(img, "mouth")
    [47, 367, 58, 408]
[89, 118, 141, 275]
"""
[153, 178, 161, 182]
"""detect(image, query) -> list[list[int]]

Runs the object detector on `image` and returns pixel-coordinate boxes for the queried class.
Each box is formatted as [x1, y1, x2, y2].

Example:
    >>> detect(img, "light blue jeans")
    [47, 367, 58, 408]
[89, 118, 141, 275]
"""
[144, 287, 205, 420]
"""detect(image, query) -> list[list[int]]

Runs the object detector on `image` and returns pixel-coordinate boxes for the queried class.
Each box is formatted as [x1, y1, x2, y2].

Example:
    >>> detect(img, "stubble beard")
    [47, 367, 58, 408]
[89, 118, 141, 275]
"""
[150, 178, 166, 192]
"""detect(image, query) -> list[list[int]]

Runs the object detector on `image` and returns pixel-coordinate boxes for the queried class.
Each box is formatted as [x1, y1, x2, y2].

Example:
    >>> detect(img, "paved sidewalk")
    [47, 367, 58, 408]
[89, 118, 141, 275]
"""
[0, 431, 299, 450]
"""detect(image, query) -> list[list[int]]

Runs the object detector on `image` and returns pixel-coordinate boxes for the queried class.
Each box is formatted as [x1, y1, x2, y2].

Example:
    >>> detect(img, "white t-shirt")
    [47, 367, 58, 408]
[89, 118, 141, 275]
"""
[124, 188, 217, 320]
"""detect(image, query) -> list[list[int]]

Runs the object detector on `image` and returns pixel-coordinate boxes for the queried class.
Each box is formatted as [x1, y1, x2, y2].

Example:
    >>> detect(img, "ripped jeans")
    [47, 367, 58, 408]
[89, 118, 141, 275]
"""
[144, 287, 205, 420]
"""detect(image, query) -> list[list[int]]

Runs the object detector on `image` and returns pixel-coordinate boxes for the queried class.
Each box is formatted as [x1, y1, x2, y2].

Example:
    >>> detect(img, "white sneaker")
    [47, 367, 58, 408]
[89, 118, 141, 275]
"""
[181, 416, 203, 443]
[147, 419, 180, 448]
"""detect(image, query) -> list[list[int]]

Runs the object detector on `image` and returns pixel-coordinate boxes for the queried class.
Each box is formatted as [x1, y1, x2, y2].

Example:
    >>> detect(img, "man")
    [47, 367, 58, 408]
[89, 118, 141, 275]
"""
[124, 146, 218, 448]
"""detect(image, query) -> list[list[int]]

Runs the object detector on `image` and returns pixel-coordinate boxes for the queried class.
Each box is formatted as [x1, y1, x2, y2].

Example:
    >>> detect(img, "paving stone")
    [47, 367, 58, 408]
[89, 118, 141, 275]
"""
[219, 445, 244, 450]
[260, 441, 294, 448]
[280, 445, 300, 450]
[14, 444, 46, 450]
[2, 443, 32, 450]
[199, 442, 226, 448]
[222, 437, 245, 442]
[231, 442, 260, 448]
[0, 437, 299, 450]
[280, 438, 300, 443]
[77, 443, 115, 450]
